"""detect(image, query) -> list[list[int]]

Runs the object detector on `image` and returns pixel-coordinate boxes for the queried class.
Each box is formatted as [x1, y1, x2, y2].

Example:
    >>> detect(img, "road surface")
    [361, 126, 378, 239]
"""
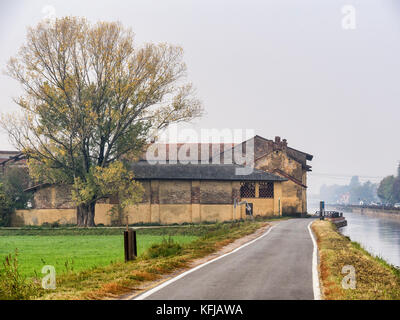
[136, 218, 316, 300]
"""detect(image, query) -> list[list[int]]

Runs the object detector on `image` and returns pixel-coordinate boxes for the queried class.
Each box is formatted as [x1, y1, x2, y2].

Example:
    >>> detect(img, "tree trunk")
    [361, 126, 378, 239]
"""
[77, 203, 96, 227]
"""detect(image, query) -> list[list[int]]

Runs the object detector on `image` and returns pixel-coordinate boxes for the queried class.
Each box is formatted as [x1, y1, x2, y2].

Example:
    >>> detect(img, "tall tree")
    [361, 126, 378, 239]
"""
[0, 17, 202, 226]
[392, 167, 400, 203]
[377, 175, 395, 203]
[349, 176, 360, 189]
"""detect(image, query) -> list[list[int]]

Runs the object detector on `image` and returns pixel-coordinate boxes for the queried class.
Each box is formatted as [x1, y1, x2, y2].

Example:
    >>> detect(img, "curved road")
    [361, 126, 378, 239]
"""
[135, 218, 316, 300]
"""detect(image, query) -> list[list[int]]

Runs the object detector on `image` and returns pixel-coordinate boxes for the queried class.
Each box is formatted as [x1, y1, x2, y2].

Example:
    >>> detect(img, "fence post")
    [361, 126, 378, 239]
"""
[124, 230, 130, 262]
[133, 229, 137, 257]
[124, 228, 137, 262]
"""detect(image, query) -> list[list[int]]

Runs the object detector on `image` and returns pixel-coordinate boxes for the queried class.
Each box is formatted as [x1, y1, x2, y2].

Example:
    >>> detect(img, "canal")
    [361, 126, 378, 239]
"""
[338, 211, 400, 268]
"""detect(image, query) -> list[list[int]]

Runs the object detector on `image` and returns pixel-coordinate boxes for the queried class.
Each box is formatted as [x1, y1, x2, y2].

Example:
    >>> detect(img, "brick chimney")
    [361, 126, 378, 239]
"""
[273, 136, 287, 152]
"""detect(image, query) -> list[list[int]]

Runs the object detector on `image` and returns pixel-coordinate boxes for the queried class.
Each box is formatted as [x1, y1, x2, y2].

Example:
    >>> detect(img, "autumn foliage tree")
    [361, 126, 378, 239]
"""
[1, 17, 202, 226]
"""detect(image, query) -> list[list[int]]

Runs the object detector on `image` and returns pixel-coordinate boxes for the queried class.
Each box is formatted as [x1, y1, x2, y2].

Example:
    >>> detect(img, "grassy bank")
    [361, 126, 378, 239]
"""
[312, 220, 400, 300]
[0, 218, 273, 300]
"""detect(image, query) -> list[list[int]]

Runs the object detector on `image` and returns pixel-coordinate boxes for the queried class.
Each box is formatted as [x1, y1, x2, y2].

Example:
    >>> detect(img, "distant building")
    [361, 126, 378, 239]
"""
[0, 151, 26, 175]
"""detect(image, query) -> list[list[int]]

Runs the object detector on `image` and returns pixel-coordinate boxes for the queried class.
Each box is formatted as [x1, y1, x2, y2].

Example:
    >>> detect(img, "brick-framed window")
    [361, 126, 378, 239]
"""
[240, 182, 256, 198]
[259, 182, 274, 198]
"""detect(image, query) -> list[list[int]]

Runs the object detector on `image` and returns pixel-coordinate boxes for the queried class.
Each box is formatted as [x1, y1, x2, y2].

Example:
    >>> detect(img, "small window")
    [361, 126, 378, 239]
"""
[259, 182, 274, 198]
[240, 182, 255, 198]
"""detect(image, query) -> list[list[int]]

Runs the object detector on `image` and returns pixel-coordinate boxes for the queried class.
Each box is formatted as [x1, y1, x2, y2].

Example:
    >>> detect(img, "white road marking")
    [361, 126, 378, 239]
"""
[308, 220, 322, 300]
[133, 224, 276, 300]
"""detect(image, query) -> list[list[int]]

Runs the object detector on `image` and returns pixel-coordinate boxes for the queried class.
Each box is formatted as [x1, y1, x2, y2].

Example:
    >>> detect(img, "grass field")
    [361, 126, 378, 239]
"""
[0, 233, 197, 278]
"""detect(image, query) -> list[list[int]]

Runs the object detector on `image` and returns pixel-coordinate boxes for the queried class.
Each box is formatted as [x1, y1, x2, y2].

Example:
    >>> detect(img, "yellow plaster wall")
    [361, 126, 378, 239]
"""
[240, 198, 275, 216]
[159, 204, 193, 224]
[274, 181, 283, 216]
[192, 204, 201, 223]
[12, 209, 77, 226]
[200, 204, 233, 222]
[281, 180, 303, 214]
[255, 150, 308, 214]
[13, 180, 282, 226]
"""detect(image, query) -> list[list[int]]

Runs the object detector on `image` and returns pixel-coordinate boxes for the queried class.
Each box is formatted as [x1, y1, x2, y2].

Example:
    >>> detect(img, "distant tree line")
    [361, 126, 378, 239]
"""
[320, 176, 378, 205]
[377, 163, 400, 204]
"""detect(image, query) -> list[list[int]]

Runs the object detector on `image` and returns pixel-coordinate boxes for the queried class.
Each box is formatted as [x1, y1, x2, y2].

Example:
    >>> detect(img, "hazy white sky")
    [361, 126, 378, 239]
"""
[0, 0, 399, 194]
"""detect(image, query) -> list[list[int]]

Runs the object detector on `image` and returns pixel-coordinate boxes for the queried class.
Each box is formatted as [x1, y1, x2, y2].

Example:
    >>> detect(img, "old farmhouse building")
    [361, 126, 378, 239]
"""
[4, 135, 313, 226]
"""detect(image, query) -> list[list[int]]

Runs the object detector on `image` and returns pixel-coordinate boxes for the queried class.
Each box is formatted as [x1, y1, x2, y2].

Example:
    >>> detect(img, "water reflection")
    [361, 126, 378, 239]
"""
[339, 211, 400, 268]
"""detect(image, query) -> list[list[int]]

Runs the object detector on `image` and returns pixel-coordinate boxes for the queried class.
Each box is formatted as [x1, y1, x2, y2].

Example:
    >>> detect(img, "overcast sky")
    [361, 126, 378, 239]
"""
[0, 0, 399, 195]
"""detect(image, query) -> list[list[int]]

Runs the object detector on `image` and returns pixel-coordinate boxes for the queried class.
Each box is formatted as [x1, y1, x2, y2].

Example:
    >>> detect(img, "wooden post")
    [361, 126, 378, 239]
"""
[124, 228, 137, 262]
[124, 230, 130, 262]
[132, 230, 137, 257]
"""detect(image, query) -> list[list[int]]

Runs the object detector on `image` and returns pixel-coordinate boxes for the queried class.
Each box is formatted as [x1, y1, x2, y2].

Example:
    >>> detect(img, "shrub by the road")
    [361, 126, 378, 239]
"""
[145, 237, 182, 258]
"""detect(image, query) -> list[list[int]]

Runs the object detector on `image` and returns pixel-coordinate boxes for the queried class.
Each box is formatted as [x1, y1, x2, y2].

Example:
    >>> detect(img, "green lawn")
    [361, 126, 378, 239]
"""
[0, 234, 197, 278]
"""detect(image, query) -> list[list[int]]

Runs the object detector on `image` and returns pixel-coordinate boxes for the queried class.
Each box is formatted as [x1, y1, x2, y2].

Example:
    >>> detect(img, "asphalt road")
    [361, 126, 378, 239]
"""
[137, 218, 315, 300]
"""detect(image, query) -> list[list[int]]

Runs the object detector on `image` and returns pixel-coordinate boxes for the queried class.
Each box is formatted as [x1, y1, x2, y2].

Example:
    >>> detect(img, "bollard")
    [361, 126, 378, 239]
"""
[320, 201, 325, 220]
[124, 228, 137, 262]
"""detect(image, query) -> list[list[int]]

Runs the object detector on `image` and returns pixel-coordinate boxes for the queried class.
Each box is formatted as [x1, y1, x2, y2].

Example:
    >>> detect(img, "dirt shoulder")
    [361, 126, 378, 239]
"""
[312, 220, 400, 300]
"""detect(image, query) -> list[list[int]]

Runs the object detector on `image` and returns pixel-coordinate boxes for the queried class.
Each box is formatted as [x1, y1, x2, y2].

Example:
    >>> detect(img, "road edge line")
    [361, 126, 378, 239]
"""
[133, 223, 276, 300]
[308, 220, 322, 300]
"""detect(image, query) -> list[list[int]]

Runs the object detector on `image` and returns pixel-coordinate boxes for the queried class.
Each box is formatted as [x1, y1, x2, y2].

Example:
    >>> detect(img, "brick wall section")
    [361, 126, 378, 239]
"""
[191, 181, 200, 204]
[232, 182, 240, 203]
[200, 181, 233, 204]
[33, 188, 53, 209]
[33, 185, 74, 209]
[150, 180, 159, 204]
[140, 181, 150, 203]
[159, 180, 191, 204]
[54, 185, 75, 208]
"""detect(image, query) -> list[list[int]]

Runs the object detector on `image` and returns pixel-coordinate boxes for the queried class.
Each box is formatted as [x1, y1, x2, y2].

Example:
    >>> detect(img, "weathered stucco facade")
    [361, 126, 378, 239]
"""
[12, 178, 284, 226]
[216, 135, 312, 215]
[9, 135, 312, 226]
[12, 162, 286, 226]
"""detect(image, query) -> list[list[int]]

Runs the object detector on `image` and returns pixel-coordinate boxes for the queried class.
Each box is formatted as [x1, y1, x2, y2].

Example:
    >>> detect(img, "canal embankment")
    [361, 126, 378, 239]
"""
[329, 205, 400, 220]
[311, 220, 400, 300]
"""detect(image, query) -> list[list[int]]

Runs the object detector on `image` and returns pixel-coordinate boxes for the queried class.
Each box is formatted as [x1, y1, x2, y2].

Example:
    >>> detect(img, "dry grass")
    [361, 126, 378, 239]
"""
[312, 220, 400, 300]
[37, 220, 268, 300]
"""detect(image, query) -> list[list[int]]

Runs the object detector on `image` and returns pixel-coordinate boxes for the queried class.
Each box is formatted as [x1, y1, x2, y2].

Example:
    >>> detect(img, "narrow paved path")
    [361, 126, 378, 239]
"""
[135, 218, 316, 300]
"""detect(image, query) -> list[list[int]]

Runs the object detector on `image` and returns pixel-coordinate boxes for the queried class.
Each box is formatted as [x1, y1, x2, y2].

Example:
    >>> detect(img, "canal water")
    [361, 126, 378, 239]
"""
[338, 211, 400, 268]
